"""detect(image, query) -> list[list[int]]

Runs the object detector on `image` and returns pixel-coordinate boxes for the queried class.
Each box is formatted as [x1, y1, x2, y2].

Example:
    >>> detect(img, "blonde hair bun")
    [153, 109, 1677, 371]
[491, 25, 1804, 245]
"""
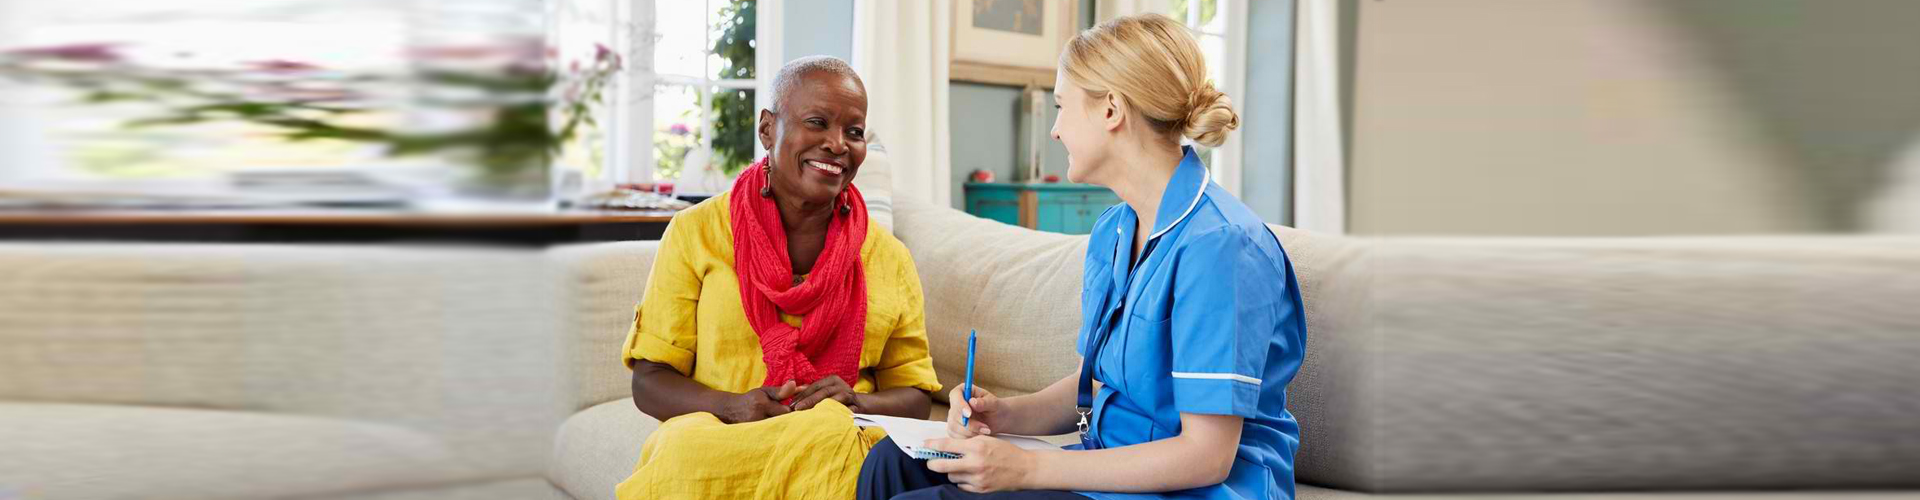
[1182, 85, 1239, 148]
[1061, 14, 1240, 148]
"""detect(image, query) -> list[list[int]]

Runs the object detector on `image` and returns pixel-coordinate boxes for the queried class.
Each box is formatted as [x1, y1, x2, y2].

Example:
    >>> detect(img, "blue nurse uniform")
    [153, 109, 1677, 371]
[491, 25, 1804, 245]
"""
[1073, 146, 1307, 500]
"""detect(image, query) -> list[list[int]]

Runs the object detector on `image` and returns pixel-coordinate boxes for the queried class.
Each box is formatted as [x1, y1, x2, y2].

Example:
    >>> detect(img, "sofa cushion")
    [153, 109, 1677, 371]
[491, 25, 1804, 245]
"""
[1309, 237, 1920, 492]
[297, 478, 567, 500]
[892, 198, 1358, 402]
[891, 198, 1089, 402]
[549, 399, 660, 500]
[0, 402, 462, 500]
[1270, 226, 1377, 491]
[854, 131, 897, 232]
[0, 244, 563, 481]
[547, 242, 663, 413]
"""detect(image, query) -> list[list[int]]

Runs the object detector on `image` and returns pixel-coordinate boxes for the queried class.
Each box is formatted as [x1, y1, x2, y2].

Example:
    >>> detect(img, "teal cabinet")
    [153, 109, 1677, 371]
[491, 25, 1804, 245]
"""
[963, 182, 1120, 235]
[963, 183, 1023, 227]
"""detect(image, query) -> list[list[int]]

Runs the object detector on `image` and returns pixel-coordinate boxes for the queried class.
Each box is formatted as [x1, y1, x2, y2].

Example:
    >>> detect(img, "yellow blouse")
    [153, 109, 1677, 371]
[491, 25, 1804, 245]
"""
[622, 191, 941, 396]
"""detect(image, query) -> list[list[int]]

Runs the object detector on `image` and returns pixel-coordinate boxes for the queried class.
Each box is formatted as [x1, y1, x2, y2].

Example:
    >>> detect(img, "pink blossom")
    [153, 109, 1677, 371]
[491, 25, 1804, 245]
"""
[284, 89, 362, 104]
[594, 43, 612, 62]
[246, 59, 321, 73]
[504, 36, 546, 64]
[506, 59, 547, 76]
[4, 43, 124, 63]
[669, 123, 690, 136]
[408, 45, 501, 60]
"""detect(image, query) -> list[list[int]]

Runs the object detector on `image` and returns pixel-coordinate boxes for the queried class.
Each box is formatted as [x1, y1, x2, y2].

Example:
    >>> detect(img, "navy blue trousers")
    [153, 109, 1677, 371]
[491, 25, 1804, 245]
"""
[858, 437, 1092, 500]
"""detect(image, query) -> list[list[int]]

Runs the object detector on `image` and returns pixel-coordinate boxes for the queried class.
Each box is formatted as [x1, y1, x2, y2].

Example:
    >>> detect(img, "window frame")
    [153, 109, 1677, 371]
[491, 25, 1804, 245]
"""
[611, 0, 768, 186]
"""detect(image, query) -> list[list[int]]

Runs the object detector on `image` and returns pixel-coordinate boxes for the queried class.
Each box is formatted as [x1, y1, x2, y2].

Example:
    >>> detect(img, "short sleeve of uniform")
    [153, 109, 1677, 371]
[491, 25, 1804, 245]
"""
[622, 213, 704, 375]
[1168, 226, 1280, 417]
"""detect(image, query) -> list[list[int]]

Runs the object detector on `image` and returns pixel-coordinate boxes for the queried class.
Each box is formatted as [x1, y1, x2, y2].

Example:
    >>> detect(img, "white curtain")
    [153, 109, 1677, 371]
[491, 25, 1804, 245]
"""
[851, 0, 952, 207]
[1292, 0, 1348, 234]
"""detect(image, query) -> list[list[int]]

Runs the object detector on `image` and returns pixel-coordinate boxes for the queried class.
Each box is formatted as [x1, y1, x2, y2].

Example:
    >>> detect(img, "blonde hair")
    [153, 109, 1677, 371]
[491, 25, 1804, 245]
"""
[1060, 13, 1240, 148]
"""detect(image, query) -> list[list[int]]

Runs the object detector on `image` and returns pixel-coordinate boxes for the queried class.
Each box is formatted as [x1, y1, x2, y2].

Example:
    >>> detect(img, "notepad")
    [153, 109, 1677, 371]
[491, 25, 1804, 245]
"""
[853, 413, 1063, 460]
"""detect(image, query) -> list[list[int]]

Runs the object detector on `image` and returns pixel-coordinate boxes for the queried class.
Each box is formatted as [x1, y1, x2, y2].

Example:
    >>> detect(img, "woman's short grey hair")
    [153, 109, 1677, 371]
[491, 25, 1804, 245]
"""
[770, 55, 864, 112]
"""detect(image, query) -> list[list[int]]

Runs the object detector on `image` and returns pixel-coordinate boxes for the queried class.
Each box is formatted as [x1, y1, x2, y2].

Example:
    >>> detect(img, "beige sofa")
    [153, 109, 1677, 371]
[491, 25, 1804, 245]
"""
[0, 245, 567, 499]
[5, 197, 1918, 499]
[547, 198, 1920, 499]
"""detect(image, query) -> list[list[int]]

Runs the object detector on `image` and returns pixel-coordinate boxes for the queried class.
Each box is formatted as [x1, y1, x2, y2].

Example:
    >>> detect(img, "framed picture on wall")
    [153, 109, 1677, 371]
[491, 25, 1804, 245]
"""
[950, 0, 1080, 89]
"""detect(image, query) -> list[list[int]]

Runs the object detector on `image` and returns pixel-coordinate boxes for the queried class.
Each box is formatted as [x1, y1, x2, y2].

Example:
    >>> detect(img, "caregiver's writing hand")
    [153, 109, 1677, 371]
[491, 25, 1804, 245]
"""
[946, 385, 1006, 438]
[719, 381, 797, 424]
[925, 436, 1038, 493]
[791, 375, 858, 412]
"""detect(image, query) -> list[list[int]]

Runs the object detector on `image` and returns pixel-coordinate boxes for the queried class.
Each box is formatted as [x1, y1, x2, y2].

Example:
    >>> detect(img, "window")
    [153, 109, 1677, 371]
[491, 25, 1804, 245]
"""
[0, 0, 421, 181]
[1167, 0, 1248, 195]
[609, 0, 759, 190]
[0, 0, 755, 196]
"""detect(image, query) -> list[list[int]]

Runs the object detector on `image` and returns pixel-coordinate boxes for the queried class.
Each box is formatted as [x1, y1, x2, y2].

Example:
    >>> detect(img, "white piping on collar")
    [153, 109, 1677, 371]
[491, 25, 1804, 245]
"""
[1147, 164, 1210, 241]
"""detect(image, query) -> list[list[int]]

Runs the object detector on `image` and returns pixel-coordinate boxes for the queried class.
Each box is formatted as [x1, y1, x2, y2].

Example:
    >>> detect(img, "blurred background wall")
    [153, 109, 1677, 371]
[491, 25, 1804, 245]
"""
[1344, 0, 1920, 236]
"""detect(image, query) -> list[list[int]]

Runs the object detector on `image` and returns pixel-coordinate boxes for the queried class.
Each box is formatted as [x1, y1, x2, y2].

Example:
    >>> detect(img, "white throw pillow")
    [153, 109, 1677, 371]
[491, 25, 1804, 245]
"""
[853, 131, 895, 232]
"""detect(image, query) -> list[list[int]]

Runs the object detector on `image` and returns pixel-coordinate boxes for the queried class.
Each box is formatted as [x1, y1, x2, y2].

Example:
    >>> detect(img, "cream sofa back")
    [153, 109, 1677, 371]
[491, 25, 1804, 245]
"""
[1326, 236, 1920, 492]
[889, 198, 1366, 406]
[546, 240, 661, 413]
[892, 198, 1920, 492]
[0, 243, 564, 476]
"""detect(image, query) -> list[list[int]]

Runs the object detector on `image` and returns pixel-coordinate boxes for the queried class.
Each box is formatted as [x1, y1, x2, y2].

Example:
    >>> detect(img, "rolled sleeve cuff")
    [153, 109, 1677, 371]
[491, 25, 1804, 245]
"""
[629, 333, 695, 376]
[874, 359, 943, 394]
[1171, 374, 1261, 417]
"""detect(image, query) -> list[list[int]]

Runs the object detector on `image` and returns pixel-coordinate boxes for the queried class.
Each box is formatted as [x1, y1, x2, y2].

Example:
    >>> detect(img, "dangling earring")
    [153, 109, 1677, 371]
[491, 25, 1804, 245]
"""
[759, 163, 773, 198]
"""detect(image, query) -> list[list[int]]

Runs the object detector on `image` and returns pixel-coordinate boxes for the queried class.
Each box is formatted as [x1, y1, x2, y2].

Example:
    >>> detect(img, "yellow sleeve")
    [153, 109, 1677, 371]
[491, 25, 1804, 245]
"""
[622, 213, 703, 375]
[871, 238, 943, 394]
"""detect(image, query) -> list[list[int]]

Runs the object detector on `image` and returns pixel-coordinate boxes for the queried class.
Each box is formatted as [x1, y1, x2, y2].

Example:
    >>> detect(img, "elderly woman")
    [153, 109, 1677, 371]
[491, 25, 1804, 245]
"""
[615, 56, 940, 499]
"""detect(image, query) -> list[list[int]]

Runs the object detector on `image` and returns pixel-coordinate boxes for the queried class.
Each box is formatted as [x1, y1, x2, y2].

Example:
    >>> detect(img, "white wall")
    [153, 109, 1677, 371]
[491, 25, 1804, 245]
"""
[784, 0, 854, 61]
[1347, 0, 1825, 236]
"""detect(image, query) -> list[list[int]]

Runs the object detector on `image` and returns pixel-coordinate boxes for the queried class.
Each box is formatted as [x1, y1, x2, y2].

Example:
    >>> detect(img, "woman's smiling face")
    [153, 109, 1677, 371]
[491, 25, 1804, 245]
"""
[758, 70, 868, 206]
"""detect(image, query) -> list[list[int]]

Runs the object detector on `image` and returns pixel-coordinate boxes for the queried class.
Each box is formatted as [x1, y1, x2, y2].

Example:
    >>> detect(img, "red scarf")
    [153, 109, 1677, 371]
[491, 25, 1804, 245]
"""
[729, 157, 869, 391]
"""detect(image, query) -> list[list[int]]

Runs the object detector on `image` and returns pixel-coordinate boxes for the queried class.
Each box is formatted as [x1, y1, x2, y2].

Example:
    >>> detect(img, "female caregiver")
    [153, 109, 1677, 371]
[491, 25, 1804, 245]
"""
[858, 13, 1306, 500]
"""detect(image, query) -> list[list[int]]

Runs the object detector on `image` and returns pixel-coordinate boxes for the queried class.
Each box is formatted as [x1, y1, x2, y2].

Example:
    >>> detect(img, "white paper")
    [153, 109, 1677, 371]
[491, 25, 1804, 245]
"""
[852, 413, 1062, 459]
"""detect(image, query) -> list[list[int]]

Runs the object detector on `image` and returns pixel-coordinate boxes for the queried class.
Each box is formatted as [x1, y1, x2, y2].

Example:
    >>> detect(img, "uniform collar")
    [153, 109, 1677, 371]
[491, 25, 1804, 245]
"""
[1107, 146, 1209, 280]
[1146, 146, 1209, 242]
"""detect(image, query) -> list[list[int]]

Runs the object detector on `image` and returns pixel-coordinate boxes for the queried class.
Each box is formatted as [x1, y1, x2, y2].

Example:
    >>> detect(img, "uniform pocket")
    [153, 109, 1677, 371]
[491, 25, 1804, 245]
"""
[1118, 314, 1173, 418]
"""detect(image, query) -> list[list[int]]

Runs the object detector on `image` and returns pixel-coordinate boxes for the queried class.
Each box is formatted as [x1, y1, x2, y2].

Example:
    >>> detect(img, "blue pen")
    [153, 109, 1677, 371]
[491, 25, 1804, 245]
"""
[962, 329, 977, 426]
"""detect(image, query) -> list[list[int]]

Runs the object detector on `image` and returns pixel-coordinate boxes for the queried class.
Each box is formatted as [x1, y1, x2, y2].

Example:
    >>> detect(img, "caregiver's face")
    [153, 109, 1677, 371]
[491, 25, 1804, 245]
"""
[758, 70, 868, 205]
[1052, 71, 1111, 186]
